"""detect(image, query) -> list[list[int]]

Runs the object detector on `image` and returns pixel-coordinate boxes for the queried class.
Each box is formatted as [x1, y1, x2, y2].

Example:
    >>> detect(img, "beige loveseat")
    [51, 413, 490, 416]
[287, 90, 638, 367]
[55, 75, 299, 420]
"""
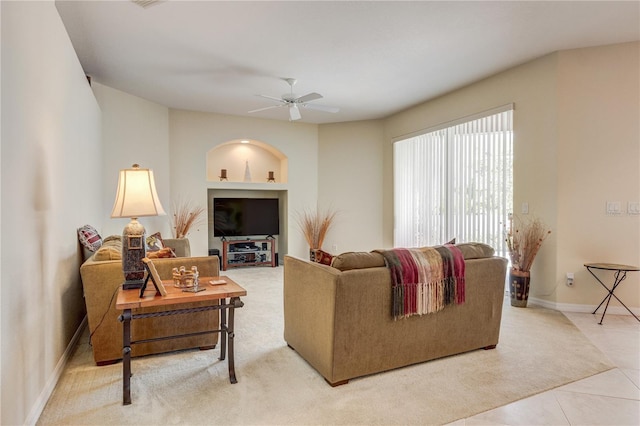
[284, 243, 507, 386]
[80, 237, 220, 365]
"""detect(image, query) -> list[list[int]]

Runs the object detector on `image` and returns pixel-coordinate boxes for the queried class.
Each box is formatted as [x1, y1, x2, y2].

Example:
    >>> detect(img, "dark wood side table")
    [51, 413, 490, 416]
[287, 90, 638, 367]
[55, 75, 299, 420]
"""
[584, 263, 639, 325]
[116, 276, 247, 405]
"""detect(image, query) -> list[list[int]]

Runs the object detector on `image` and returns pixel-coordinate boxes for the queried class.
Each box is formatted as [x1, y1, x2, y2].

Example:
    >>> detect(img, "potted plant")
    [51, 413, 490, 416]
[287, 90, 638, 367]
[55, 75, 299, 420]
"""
[504, 214, 551, 307]
[295, 207, 337, 262]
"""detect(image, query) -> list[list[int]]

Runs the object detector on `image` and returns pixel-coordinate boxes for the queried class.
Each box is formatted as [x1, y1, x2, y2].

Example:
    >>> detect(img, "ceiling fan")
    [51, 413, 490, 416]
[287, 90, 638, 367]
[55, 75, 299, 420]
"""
[248, 78, 340, 121]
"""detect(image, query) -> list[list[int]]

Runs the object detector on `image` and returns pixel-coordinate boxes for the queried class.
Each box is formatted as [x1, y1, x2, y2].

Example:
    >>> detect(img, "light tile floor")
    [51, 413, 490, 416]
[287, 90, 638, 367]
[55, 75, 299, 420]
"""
[450, 312, 640, 425]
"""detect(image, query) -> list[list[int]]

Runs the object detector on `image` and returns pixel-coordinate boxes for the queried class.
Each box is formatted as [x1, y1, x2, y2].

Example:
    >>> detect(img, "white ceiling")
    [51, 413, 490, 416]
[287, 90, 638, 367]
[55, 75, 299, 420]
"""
[55, 1, 639, 124]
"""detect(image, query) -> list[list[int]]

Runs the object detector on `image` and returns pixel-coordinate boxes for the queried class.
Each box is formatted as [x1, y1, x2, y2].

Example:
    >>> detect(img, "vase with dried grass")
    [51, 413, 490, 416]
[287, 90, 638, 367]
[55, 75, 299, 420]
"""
[504, 214, 552, 307]
[295, 207, 337, 262]
[171, 199, 206, 239]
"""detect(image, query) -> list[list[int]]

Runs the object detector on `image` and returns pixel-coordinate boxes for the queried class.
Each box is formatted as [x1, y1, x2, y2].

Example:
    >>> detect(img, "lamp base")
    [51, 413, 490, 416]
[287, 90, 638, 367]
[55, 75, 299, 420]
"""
[121, 218, 147, 289]
[122, 279, 145, 290]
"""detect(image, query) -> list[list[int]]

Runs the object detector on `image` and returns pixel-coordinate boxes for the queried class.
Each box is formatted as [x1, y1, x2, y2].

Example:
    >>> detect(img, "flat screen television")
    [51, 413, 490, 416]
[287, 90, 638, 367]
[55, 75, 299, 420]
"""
[213, 197, 280, 237]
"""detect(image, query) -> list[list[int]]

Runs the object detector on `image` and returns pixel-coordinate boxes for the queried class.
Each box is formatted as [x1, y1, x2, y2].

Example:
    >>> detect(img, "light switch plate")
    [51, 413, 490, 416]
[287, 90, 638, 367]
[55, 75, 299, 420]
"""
[628, 202, 640, 215]
[606, 201, 622, 215]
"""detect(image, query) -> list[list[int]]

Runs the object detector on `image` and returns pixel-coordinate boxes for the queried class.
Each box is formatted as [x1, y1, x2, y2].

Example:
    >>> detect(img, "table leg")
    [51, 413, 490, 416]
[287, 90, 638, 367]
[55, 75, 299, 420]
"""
[120, 310, 132, 405]
[606, 271, 640, 322]
[219, 298, 227, 361]
[589, 269, 640, 324]
[227, 297, 244, 384]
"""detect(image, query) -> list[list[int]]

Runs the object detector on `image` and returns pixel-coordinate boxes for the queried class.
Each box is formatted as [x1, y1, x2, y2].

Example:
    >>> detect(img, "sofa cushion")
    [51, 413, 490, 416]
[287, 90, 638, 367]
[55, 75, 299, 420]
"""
[93, 236, 122, 261]
[331, 242, 495, 271]
[455, 242, 495, 259]
[78, 225, 102, 252]
[331, 251, 385, 271]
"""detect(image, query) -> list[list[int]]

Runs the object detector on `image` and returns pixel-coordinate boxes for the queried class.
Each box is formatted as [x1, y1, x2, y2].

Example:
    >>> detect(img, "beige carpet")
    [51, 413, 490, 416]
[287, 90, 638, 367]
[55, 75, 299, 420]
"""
[38, 266, 614, 425]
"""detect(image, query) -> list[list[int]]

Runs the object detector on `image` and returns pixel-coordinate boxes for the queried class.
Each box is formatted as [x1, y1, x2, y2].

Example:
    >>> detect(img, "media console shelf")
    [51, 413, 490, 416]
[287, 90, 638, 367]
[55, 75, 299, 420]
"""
[222, 238, 276, 271]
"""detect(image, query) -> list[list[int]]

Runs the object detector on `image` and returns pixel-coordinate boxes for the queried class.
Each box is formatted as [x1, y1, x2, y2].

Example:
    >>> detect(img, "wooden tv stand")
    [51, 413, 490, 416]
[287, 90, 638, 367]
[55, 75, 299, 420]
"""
[222, 238, 276, 271]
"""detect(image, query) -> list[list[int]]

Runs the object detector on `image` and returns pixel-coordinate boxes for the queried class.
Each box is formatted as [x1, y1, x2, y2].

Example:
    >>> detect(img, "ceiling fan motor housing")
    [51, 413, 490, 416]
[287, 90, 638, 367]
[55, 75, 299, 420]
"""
[248, 77, 339, 120]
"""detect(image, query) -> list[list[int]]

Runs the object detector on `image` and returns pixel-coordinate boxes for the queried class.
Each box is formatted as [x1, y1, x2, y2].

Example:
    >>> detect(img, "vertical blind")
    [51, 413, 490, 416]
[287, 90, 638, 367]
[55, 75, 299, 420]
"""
[393, 106, 513, 256]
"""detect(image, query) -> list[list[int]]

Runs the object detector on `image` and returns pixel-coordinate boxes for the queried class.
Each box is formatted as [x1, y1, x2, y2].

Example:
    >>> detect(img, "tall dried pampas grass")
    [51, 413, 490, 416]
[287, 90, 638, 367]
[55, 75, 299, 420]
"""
[296, 207, 337, 249]
[172, 199, 205, 238]
[505, 214, 551, 272]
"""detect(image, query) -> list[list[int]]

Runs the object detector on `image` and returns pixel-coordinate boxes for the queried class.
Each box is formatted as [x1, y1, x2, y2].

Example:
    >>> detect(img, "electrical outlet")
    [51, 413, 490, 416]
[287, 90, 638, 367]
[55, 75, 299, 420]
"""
[566, 272, 574, 287]
[332, 244, 338, 253]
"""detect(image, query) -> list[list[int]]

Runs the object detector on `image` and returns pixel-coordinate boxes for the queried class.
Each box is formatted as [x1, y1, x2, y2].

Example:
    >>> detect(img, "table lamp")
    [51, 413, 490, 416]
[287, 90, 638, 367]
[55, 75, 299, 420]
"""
[111, 164, 166, 289]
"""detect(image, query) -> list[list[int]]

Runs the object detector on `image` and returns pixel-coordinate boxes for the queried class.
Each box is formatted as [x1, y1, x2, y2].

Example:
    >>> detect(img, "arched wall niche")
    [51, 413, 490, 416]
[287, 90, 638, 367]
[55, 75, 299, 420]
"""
[206, 138, 288, 183]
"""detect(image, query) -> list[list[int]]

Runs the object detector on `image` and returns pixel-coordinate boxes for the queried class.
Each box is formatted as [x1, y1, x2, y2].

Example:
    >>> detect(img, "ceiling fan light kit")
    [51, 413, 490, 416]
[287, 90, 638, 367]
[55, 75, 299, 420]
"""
[248, 78, 339, 121]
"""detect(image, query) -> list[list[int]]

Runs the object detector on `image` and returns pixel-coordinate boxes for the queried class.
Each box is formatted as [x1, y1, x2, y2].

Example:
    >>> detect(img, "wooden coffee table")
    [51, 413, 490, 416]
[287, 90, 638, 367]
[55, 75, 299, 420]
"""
[116, 275, 247, 405]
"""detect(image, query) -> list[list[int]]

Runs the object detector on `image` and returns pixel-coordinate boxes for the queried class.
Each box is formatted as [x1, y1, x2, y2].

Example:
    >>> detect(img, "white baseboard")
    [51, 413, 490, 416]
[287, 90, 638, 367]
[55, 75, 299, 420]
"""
[528, 296, 640, 316]
[25, 316, 88, 426]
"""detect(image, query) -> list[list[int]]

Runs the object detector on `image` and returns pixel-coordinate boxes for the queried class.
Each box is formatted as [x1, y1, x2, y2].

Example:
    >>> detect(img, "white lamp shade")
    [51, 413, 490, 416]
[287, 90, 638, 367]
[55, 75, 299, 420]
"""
[111, 165, 166, 218]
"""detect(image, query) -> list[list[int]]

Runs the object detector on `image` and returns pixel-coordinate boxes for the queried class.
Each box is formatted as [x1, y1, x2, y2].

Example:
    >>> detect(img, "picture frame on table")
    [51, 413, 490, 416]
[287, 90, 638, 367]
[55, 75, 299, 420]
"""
[140, 258, 167, 297]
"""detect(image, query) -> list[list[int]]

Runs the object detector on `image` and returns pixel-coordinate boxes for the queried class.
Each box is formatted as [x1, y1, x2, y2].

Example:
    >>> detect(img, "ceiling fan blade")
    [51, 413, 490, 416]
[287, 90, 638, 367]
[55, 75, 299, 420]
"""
[256, 94, 285, 103]
[302, 103, 340, 113]
[289, 104, 301, 121]
[248, 104, 283, 113]
[295, 92, 323, 103]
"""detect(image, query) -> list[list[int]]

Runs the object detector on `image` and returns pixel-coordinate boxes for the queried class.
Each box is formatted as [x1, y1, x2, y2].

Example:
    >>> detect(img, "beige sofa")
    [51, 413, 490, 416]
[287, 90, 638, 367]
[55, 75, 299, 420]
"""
[80, 237, 220, 365]
[284, 243, 507, 386]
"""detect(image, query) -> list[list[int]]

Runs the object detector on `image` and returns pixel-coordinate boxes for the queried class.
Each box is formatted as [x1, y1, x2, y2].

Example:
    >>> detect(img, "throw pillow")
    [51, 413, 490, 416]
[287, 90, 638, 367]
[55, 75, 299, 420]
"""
[93, 237, 123, 261]
[146, 232, 164, 252]
[77, 225, 102, 252]
[312, 249, 334, 266]
[147, 247, 176, 259]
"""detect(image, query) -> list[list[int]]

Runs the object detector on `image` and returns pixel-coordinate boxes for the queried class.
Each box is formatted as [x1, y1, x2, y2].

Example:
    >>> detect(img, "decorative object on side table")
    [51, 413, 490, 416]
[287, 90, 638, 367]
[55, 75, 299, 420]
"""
[295, 207, 337, 262]
[140, 257, 167, 297]
[111, 164, 166, 290]
[504, 214, 551, 307]
[172, 266, 199, 290]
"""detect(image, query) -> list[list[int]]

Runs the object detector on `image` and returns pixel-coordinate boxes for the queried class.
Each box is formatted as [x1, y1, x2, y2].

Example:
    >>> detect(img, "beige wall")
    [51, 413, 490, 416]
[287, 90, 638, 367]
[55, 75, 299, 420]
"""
[168, 110, 319, 259]
[1, 2, 102, 424]
[383, 43, 639, 312]
[555, 43, 640, 308]
[91, 83, 172, 239]
[318, 120, 385, 253]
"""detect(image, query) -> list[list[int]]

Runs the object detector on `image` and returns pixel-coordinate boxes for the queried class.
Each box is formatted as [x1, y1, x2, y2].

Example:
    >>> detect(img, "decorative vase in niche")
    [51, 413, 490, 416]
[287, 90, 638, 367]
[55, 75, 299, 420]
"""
[509, 269, 530, 308]
[243, 160, 252, 182]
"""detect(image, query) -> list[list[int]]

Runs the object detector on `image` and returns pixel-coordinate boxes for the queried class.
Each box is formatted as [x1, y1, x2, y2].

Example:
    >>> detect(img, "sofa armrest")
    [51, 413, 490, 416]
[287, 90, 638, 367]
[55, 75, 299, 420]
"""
[163, 238, 191, 257]
[284, 255, 342, 380]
